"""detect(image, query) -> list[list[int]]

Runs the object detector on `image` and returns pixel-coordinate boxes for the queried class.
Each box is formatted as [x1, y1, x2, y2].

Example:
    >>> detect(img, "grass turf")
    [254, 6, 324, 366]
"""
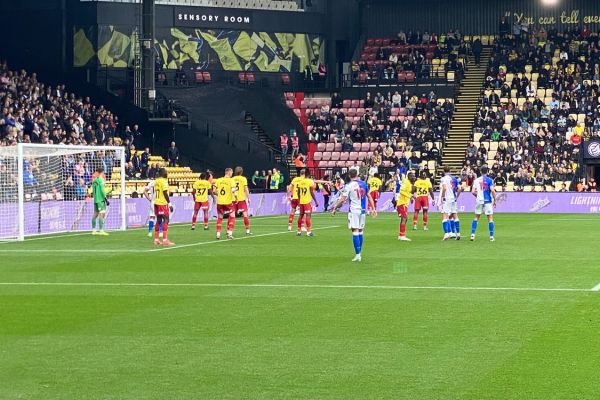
[1, 212, 599, 399]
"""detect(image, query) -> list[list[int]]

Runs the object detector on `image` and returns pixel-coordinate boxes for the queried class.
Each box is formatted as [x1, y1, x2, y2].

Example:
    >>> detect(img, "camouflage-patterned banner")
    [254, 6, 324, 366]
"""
[73, 25, 325, 73]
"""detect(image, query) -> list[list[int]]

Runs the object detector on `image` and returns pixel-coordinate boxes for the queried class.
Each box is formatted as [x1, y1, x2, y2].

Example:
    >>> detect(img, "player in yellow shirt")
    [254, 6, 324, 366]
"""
[396, 171, 416, 241]
[367, 174, 383, 211]
[287, 173, 305, 231]
[191, 172, 215, 231]
[214, 168, 238, 240]
[233, 166, 252, 235]
[296, 169, 318, 237]
[152, 168, 175, 246]
[412, 170, 435, 231]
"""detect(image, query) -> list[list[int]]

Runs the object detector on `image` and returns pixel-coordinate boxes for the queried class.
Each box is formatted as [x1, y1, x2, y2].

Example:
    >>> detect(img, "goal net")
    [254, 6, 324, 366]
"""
[0, 144, 126, 241]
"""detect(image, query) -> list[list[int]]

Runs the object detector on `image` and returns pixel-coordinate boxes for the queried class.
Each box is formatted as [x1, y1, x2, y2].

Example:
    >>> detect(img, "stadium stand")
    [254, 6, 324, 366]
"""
[0, 61, 201, 198]
[468, 28, 600, 191]
[352, 30, 481, 84]
[285, 90, 454, 177]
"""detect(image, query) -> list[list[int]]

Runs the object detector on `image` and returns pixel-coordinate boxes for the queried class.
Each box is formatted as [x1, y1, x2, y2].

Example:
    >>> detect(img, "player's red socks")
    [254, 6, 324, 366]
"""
[423, 212, 428, 226]
[216, 217, 223, 234]
[297, 215, 304, 231]
[227, 215, 235, 231]
[243, 216, 250, 230]
[154, 224, 160, 240]
[192, 214, 197, 225]
[400, 222, 406, 237]
[412, 212, 419, 225]
[288, 213, 294, 225]
[305, 217, 312, 232]
[203, 212, 209, 226]
[162, 223, 169, 240]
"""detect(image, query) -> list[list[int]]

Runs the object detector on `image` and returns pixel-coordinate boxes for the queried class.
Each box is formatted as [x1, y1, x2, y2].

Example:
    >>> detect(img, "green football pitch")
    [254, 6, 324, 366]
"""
[1, 212, 599, 399]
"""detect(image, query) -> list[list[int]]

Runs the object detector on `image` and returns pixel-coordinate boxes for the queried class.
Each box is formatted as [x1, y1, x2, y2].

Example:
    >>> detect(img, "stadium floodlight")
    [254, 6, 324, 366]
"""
[540, 0, 559, 6]
[0, 143, 126, 241]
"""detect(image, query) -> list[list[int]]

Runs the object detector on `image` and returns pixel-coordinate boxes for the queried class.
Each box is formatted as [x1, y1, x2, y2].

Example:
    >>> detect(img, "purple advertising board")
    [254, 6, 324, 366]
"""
[1, 192, 599, 239]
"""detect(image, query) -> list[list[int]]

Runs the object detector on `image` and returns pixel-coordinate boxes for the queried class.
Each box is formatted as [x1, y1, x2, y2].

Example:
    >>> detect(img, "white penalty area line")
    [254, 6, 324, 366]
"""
[0, 282, 596, 293]
[0, 225, 341, 254]
[591, 283, 600, 291]
[0, 214, 331, 245]
[148, 225, 341, 252]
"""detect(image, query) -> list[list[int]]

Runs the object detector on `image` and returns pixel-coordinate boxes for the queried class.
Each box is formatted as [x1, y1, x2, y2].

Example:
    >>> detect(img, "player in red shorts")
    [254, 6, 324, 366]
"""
[287, 174, 305, 231]
[295, 169, 318, 236]
[412, 170, 435, 230]
[367, 174, 383, 210]
[233, 166, 252, 235]
[152, 168, 175, 246]
[191, 172, 215, 231]
[214, 168, 237, 240]
[396, 171, 416, 241]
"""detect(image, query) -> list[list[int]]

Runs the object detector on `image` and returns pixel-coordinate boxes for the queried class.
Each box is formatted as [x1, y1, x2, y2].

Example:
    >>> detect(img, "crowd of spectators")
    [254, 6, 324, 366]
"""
[306, 90, 453, 174]
[468, 25, 600, 190]
[353, 29, 468, 83]
[0, 61, 150, 201]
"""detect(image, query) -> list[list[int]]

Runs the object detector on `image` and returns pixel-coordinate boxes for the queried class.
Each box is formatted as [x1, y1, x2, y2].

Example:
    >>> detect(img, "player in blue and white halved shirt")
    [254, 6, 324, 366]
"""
[331, 169, 376, 262]
[470, 166, 497, 242]
[439, 166, 462, 240]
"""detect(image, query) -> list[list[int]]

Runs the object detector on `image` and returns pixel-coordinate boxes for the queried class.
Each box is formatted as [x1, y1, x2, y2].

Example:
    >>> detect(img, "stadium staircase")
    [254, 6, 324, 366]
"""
[244, 112, 295, 174]
[440, 48, 492, 174]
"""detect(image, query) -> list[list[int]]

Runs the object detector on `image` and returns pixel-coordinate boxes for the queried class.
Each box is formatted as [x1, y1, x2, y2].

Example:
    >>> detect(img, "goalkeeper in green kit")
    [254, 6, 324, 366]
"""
[91, 167, 111, 236]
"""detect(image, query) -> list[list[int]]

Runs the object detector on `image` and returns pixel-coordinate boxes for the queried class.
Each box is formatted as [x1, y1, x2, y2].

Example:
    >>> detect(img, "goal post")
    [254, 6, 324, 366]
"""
[0, 143, 126, 241]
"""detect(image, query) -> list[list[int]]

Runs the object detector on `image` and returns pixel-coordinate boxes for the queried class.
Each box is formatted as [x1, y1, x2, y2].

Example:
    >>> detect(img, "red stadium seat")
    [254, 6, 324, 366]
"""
[246, 73, 256, 84]
[238, 72, 247, 84]
[202, 71, 211, 83]
[195, 71, 204, 83]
